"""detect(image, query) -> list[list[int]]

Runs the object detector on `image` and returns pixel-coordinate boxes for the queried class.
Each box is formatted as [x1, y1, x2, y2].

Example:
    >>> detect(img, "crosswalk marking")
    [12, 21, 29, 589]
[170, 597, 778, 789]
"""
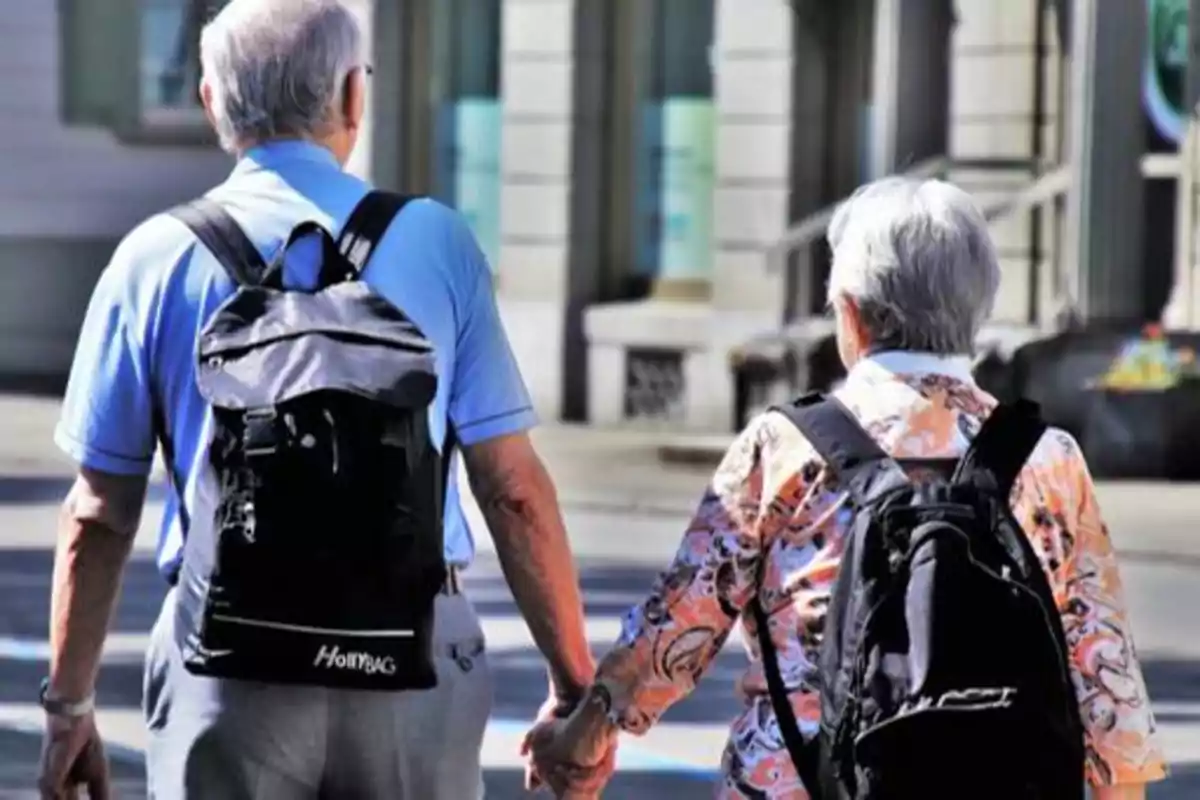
[0, 703, 726, 777]
[0, 600, 741, 779]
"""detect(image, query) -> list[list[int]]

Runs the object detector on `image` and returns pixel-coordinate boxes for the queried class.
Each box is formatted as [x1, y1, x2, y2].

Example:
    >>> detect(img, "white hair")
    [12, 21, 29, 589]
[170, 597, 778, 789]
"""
[199, 0, 364, 151]
[825, 177, 1000, 355]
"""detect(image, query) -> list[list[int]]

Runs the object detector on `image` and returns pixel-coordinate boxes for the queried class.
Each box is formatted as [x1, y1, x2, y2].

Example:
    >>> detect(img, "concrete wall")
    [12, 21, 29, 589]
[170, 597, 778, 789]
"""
[0, 4, 230, 376]
[710, 0, 792, 316]
[495, 0, 577, 422]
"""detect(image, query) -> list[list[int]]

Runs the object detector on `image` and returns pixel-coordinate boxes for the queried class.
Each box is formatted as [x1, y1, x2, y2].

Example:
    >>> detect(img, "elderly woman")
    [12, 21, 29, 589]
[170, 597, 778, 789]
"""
[527, 177, 1167, 799]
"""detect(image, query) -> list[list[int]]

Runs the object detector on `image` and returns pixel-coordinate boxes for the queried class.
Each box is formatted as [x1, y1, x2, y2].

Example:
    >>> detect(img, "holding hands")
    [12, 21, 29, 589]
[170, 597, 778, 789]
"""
[522, 687, 619, 798]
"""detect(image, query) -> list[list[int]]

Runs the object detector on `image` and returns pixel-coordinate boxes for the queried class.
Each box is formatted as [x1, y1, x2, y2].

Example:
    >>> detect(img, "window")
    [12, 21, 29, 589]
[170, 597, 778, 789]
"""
[432, 0, 503, 269]
[139, 0, 215, 127]
[391, 0, 503, 268]
[59, 0, 223, 144]
[604, 0, 716, 300]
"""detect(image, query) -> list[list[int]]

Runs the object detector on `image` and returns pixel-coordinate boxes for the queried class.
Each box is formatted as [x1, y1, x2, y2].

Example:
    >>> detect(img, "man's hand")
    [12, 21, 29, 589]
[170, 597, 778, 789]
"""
[40, 468, 143, 799]
[520, 693, 576, 791]
[38, 711, 110, 800]
[524, 717, 616, 798]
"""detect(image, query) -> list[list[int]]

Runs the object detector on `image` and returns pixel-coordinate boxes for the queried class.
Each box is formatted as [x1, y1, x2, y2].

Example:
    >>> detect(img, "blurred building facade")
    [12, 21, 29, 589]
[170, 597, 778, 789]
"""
[3, 1, 1177, 431]
[376, 0, 1069, 431]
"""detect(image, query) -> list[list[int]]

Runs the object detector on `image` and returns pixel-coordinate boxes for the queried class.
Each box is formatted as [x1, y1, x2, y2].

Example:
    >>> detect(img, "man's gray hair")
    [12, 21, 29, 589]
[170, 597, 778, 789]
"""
[825, 177, 1000, 355]
[200, 0, 364, 151]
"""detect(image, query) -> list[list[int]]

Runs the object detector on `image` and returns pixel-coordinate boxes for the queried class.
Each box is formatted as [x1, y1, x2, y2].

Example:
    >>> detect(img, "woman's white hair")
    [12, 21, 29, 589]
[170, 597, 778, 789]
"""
[199, 0, 364, 151]
[826, 177, 1000, 355]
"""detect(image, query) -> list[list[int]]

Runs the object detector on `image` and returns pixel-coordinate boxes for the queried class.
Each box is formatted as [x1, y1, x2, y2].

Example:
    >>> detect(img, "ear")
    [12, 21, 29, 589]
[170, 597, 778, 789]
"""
[200, 79, 219, 133]
[835, 294, 871, 352]
[342, 67, 366, 130]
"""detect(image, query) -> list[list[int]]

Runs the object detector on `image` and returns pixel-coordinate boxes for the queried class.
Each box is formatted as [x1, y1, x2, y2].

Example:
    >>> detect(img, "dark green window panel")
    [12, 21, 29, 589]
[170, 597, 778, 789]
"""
[59, 0, 223, 145]
[59, 0, 130, 127]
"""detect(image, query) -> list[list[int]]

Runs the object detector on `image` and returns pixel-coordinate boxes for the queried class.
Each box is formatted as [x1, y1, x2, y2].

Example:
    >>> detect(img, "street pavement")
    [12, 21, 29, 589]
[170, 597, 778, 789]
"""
[0, 395, 1199, 797]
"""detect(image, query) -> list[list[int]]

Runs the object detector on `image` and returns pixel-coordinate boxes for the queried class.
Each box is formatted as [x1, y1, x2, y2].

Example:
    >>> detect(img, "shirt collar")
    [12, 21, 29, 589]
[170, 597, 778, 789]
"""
[846, 350, 976, 385]
[231, 139, 340, 176]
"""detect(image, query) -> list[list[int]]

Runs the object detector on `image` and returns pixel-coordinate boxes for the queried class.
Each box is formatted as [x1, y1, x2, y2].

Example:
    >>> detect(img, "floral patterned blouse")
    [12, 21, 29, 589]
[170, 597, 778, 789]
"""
[595, 351, 1168, 798]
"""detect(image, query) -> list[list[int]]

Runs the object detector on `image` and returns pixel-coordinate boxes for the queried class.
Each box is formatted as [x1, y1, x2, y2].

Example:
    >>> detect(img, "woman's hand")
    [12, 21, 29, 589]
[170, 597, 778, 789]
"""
[526, 710, 617, 798]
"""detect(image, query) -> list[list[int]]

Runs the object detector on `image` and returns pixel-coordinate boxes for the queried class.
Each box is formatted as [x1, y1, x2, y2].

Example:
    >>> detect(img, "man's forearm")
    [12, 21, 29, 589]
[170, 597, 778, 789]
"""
[468, 445, 593, 701]
[48, 502, 134, 701]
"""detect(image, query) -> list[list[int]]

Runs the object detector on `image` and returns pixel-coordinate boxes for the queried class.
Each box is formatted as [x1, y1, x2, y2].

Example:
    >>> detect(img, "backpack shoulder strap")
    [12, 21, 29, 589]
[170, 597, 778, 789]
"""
[750, 600, 821, 789]
[335, 190, 417, 275]
[169, 197, 269, 287]
[771, 392, 902, 486]
[952, 399, 1047, 497]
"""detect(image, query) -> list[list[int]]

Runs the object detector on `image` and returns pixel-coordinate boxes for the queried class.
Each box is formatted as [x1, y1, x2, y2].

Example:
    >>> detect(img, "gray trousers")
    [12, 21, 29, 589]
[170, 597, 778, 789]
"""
[143, 588, 494, 800]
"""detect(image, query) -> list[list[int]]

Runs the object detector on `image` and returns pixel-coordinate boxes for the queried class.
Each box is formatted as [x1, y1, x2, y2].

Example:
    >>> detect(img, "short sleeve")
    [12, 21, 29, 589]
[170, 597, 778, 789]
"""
[1056, 441, 1168, 786]
[446, 217, 537, 445]
[54, 236, 158, 476]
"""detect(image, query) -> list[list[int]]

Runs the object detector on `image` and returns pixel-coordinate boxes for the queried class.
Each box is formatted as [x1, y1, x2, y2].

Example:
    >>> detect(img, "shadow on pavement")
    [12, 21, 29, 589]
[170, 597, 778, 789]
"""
[1152, 763, 1200, 798]
[483, 766, 715, 798]
[1143, 657, 1200, 703]
[0, 477, 171, 506]
[0, 374, 66, 398]
[0, 476, 73, 505]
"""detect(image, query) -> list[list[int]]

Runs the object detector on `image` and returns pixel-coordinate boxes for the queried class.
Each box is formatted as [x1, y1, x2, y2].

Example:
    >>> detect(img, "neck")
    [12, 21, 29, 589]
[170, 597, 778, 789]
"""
[236, 136, 344, 165]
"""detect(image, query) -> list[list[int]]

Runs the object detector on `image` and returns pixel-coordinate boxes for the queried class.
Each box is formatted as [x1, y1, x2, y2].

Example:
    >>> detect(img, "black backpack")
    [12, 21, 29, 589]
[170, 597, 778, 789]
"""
[752, 393, 1086, 799]
[159, 191, 452, 691]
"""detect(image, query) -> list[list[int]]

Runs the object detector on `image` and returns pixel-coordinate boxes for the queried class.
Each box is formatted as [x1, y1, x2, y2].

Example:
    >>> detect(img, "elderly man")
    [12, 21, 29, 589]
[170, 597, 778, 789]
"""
[36, 1, 609, 798]
[527, 177, 1167, 799]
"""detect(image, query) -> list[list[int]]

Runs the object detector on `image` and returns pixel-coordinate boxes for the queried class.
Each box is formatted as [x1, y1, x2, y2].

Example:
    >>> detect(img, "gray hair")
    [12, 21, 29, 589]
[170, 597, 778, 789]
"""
[200, 0, 364, 151]
[825, 177, 1000, 355]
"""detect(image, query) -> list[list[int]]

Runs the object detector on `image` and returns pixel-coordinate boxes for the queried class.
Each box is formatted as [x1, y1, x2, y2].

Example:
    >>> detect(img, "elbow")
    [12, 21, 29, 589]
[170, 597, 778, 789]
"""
[61, 470, 146, 539]
[473, 469, 552, 528]
[463, 434, 558, 521]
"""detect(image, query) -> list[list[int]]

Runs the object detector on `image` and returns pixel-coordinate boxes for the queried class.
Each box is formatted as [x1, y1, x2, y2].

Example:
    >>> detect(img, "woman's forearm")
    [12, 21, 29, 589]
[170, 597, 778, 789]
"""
[1093, 785, 1145, 800]
[559, 681, 621, 764]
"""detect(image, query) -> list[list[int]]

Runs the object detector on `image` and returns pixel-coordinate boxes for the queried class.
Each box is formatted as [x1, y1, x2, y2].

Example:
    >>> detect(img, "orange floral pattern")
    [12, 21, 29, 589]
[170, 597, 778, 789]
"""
[596, 354, 1167, 798]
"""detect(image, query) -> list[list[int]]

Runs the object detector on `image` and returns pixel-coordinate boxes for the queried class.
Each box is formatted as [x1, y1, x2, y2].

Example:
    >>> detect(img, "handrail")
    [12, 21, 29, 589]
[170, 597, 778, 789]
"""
[769, 152, 1182, 273]
[767, 152, 1185, 329]
[979, 165, 1070, 222]
[764, 155, 952, 273]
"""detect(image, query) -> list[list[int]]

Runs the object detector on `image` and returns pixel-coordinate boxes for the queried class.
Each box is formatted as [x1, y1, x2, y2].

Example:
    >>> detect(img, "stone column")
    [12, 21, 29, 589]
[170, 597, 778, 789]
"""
[1062, 0, 1147, 323]
[496, 0, 577, 420]
[709, 0, 792, 318]
[687, 0, 795, 428]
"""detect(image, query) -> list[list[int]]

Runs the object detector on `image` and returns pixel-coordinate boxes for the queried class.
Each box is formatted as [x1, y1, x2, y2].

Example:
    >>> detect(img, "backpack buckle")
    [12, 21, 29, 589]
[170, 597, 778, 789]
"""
[243, 408, 279, 457]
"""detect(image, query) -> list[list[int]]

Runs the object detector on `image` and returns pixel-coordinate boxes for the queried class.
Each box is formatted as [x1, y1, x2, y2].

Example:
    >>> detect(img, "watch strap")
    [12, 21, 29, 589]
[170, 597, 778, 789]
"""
[39, 678, 95, 718]
[587, 681, 619, 726]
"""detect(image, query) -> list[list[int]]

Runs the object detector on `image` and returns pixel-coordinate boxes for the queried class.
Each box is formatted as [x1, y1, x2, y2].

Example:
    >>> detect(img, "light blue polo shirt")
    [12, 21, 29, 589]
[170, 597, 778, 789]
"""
[55, 140, 537, 579]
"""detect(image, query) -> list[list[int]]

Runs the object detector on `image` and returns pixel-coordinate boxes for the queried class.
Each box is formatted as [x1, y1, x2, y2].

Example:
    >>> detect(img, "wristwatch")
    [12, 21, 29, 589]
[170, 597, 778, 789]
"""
[585, 681, 619, 726]
[38, 678, 95, 718]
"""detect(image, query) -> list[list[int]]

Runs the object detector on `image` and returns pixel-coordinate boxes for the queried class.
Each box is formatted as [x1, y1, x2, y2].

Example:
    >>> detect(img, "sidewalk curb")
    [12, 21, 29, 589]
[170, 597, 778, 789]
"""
[654, 437, 731, 470]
